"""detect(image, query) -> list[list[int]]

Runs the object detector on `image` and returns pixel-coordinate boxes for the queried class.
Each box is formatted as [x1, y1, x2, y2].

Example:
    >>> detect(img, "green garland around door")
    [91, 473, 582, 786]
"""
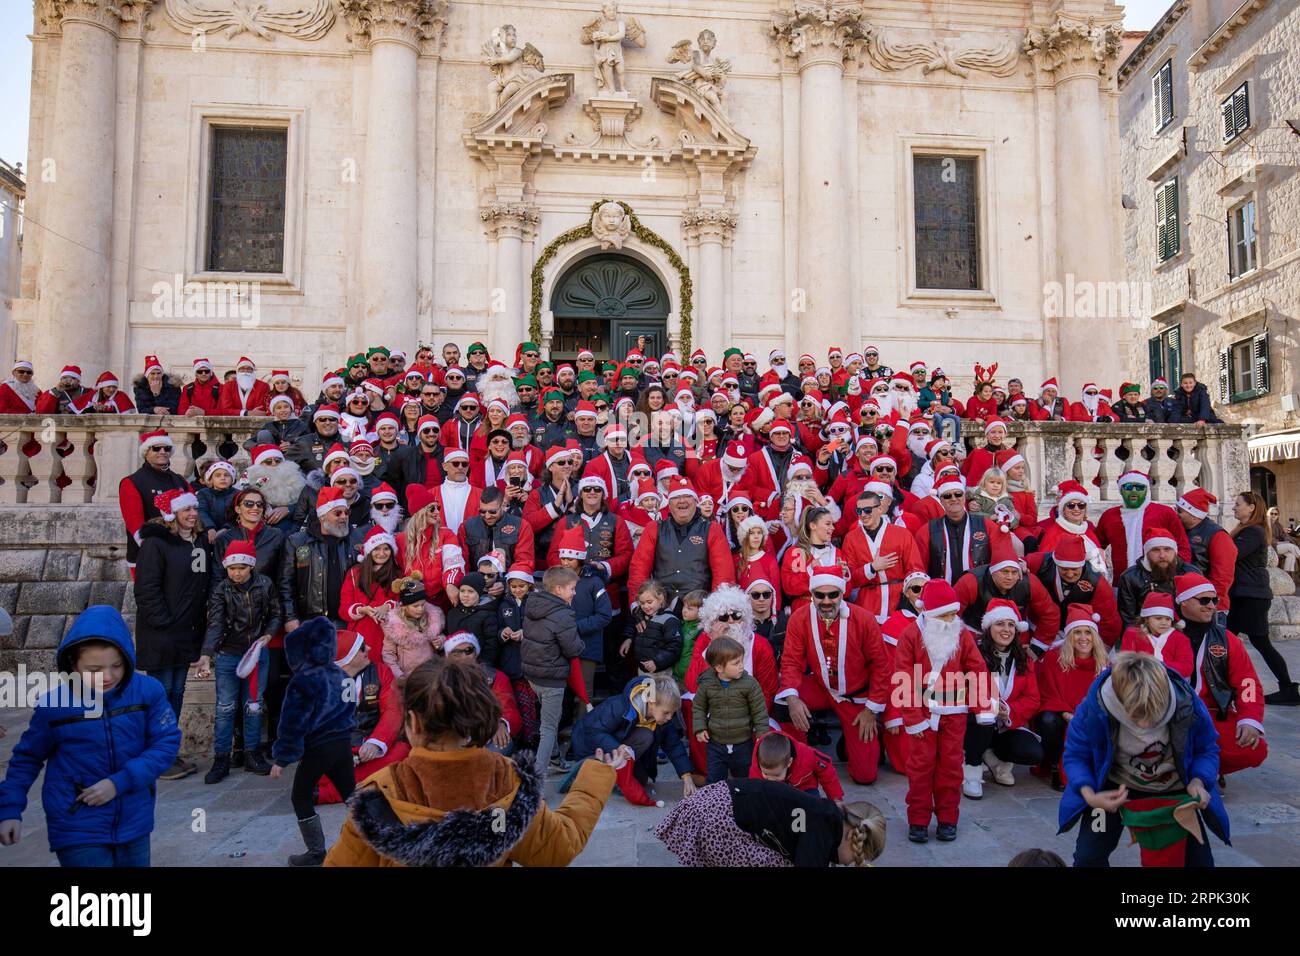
[530, 199, 693, 354]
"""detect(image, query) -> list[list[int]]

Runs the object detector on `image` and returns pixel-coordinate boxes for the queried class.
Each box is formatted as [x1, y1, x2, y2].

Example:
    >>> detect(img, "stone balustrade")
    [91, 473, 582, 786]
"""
[0, 414, 270, 505]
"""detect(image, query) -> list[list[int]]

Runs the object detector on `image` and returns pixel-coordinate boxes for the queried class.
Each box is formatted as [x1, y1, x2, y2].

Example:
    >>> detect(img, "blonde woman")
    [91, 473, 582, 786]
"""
[1033, 603, 1109, 791]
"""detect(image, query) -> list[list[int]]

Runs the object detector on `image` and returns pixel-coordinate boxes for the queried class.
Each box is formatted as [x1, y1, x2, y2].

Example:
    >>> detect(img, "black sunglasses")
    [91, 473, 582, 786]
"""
[730, 504, 752, 512]
[446, 461, 469, 467]
[940, 492, 964, 501]
[240, 500, 265, 510]
[811, 590, 841, 601]
[374, 502, 396, 511]
[717, 611, 743, 621]
[1194, 596, 1219, 607]
[749, 590, 773, 600]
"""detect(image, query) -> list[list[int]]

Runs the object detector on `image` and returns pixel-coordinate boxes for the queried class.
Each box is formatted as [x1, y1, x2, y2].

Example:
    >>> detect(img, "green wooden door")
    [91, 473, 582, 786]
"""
[551, 254, 669, 360]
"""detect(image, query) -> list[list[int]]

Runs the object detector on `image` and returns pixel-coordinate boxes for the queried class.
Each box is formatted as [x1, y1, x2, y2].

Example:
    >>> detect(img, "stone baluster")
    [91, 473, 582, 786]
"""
[0, 433, 24, 504]
[1171, 436, 1202, 498]
[1147, 436, 1175, 503]
[24, 430, 60, 504]
[168, 425, 203, 483]
[59, 426, 98, 504]
[91, 428, 143, 505]
[1097, 437, 1125, 500]
[1074, 435, 1101, 492]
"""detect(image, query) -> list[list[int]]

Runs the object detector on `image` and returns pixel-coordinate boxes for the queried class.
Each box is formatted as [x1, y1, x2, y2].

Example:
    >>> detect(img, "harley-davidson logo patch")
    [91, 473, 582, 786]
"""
[689, 535, 705, 545]
[501, 525, 516, 535]
[1077, 580, 1094, 593]
[1208, 644, 1227, 659]
[973, 532, 987, 541]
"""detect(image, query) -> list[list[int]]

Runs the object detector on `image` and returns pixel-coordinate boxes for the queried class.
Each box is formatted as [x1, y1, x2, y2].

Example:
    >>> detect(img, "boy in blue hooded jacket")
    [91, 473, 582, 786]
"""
[0, 606, 181, 866]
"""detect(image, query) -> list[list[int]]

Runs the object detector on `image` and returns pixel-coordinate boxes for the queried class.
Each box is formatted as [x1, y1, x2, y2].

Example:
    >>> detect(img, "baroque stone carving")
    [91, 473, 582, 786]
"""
[682, 206, 738, 243]
[591, 200, 633, 249]
[666, 30, 732, 113]
[163, 0, 334, 40]
[860, 27, 1021, 78]
[41, 0, 155, 35]
[770, 1, 868, 65]
[339, 0, 448, 51]
[580, 1, 647, 94]
[1023, 16, 1123, 77]
[481, 25, 546, 108]
[480, 202, 541, 240]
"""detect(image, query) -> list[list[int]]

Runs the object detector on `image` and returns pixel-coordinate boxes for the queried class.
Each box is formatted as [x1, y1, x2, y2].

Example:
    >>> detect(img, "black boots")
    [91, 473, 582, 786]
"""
[244, 750, 273, 775]
[204, 755, 231, 785]
[290, 815, 326, 867]
[1264, 682, 1300, 706]
[908, 825, 928, 843]
[936, 823, 958, 842]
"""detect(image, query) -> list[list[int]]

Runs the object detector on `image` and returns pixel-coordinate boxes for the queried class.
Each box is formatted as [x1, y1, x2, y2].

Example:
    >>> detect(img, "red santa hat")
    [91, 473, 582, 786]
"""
[1142, 528, 1178, 555]
[988, 537, 1020, 575]
[665, 475, 698, 502]
[1141, 592, 1177, 620]
[1052, 534, 1088, 570]
[934, 475, 965, 498]
[727, 494, 754, 512]
[322, 443, 350, 469]
[868, 454, 896, 473]
[143, 355, 163, 376]
[744, 575, 777, 597]
[1152, 377, 1169, 389]
[557, 525, 589, 561]
[414, 414, 439, 435]
[924, 438, 952, 461]
[268, 394, 294, 412]
[603, 423, 629, 442]
[767, 420, 794, 437]
[768, 348, 786, 364]
[236, 356, 256, 370]
[269, 369, 291, 385]
[787, 457, 814, 480]
[313, 403, 341, 421]
[1010, 395, 1028, 408]
[59, 364, 83, 381]
[863, 480, 894, 500]
[906, 417, 930, 434]
[335, 630, 367, 667]
[221, 540, 258, 569]
[909, 360, 926, 374]
[374, 411, 400, 431]
[689, 348, 707, 363]
[331, 466, 361, 485]
[191, 358, 213, 374]
[1040, 377, 1059, 393]
[995, 448, 1025, 473]
[203, 460, 237, 483]
[443, 631, 480, 656]
[362, 525, 397, 557]
[1056, 480, 1089, 507]
[371, 482, 398, 506]
[153, 487, 198, 520]
[808, 565, 846, 592]
[827, 347, 843, 360]
[981, 598, 1027, 633]
[443, 448, 470, 464]
[654, 460, 680, 483]
[678, 368, 699, 384]
[540, 445, 568, 469]
[1063, 603, 1102, 633]
[95, 371, 120, 389]
[506, 563, 534, 585]
[139, 429, 173, 456]
[574, 400, 598, 420]
[250, 444, 284, 466]
[454, 393, 480, 411]
[890, 371, 914, 386]
[315, 486, 349, 518]
[919, 579, 961, 617]
[983, 416, 1007, 435]
[1174, 573, 1216, 605]
[477, 549, 507, 574]
[1176, 487, 1216, 520]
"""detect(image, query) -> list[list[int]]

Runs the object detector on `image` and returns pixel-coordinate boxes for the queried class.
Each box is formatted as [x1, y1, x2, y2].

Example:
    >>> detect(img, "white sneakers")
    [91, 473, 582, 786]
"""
[962, 763, 984, 799]
[984, 749, 1016, 786]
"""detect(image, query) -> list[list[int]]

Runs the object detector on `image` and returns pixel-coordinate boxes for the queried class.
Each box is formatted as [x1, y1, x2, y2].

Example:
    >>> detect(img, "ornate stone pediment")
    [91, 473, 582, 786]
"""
[651, 77, 755, 167]
[465, 72, 575, 156]
[162, 0, 334, 41]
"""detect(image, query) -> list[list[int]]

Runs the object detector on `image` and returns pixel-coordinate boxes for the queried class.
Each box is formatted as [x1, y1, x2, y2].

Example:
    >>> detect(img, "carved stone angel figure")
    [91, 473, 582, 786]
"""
[581, 1, 647, 94]
[667, 30, 732, 112]
[592, 201, 632, 250]
[481, 24, 545, 107]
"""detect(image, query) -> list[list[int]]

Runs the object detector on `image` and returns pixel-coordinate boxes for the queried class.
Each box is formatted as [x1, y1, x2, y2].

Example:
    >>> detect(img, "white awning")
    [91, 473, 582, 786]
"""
[1249, 429, 1300, 464]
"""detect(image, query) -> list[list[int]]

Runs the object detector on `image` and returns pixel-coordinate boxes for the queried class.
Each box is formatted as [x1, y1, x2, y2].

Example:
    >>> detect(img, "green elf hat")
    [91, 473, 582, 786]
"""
[602, 360, 619, 373]
[346, 353, 369, 370]
[519, 341, 540, 355]
[514, 374, 539, 390]
[536, 360, 554, 373]
[467, 342, 488, 356]
[619, 365, 641, 381]
[366, 346, 391, 358]
[542, 388, 564, 405]
[1121, 382, 1141, 396]
[576, 370, 600, 384]
[723, 347, 743, 361]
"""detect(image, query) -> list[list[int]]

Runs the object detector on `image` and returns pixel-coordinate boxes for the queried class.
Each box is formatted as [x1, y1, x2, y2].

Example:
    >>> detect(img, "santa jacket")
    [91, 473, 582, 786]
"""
[1119, 626, 1195, 680]
[216, 378, 271, 417]
[691, 457, 747, 506]
[429, 482, 483, 538]
[748, 729, 845, 800]
[1095, 501, 1192, 576]
[1035, 647, 1104, 715]
[983, 652, 1040, 730]
[780, 543, 847, 611]
[581, 449, 636, 503]
[1025, 551, 1124, 647]
[892, 620, 992, 733]
[954, 568, 1061, 654]
[0, 381, 36, 412]
[878, 607, 917, 730]
[843, 520, 924, 622]
[71, 390, 135, 414]
[178, 380, 221, 415]
[777, 602, 890, 713]
[1066, 399, 1116, 423]
[397, 525, 464, 598]
[340, 566, 397, 663]
[1187, 623, 1265, 732]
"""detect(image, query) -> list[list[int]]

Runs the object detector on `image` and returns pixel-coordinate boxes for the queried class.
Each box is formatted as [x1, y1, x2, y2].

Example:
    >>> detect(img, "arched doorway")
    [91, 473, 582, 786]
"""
[550, 253, 669, 362]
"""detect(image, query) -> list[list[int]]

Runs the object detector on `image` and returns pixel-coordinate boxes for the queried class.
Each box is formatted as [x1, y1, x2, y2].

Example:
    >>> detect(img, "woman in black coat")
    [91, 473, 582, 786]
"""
[1229, 492, 1299, 704]
[133, 369, 184, 416]
[133, 505, 214, 778]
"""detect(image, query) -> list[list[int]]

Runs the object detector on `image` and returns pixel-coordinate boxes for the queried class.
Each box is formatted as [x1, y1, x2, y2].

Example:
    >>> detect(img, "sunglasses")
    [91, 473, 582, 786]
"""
[717, 611, 743, 622]
[940, 492, 964, 501]
[873, 466, 896, 474]
[1063, 501, 1086, 509]
[749, 590, 773, 600]
[731, 504, 752, 513]
[581, 487, 603, 494]
[1194, 596, 1219, 607]
[449, 646, 476, 656]
[478, 508, 499, 516]
[906, 586, 924, 595]
[14, 369, 32, 376]
[335, 479, 359, 487]
[855, 505, 876, 515]
[240, 500, 265, 510]
[446, 460, 469, 467]
[195, 368, 213, 375]
[374, 502, 396, 511]
[523, 352, 539, 359]
[811, 590, 841, 601]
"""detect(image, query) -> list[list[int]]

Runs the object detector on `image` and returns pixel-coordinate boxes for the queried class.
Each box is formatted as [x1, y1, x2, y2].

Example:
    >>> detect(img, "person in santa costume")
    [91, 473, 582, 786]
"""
[35, 365, 91, 414]
[0, 360, 38, 413]
[398, 484, 465, 609]
[780, 504, 847, 611]
[960, 599, 1043, 800]
[775, 566, 890, 786]
[959, 417, 1008, 486]
[748, 729, 845, 801]
[691, 439, 748, 506]
[1033, 603, 1108, 791]
[843, 484, 924, 623]
[1173, 487, 1237, 614]
[877, 570, 928, 774]
[1119, 592, 1194, 680]
[70, 371, 136, 414]
[913, 476, 1005, 585]
[737, 419, 802, 521]
[215, 356, 271, 417]
[954, 537, 1061, 657]
[426, 448, 480, 536]
[1034, 378, 1069, 420]
[893, 578, 992, 843]
[1067, 382, 1116, 423]
[118, 430, 192, 574]
[1025, 533, 1123, 647]
[995, 447, 1041, 542]
[1096, 469, 1191, 577]
[341, 526, 401, 664]
[1058, 650, 1226, 867]
[734, 515, 781, 606]
[1173, 573, 1268, 778]
[1034, 480, 1107, 574]
[627, 475, 735, 606]
[580, 422, 637, 503]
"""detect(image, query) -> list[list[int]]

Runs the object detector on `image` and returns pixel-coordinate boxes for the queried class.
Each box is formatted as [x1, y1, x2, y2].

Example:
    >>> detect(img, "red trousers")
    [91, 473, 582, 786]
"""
[316, 742, 411, 804]
[781, 674, 879, 785]
[1215, 719, 1268, 776]
[683, 699, 707, 776]
[880, 726, 911, 775]
[904, 714, 965, 827]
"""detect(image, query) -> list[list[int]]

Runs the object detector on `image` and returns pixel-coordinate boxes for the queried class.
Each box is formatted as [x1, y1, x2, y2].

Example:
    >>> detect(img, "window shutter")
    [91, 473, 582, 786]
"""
[1218, 347, 1231, 403]
[1168, 326, 1182, 381]
[1233, 83, 1250, 138]
[1253, 333, 1269, 395]
[1155, 183, 1168, 260]
[1148, 335, 1162, 381]
[1152, 73, 1162, 128]
[1222, 96, 1236, 142]
[1167, 180, 1180, 257]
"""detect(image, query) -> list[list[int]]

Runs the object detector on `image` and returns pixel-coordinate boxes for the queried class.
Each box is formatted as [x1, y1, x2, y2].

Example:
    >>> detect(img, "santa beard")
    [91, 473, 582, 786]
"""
[893, 388, 918, 419]
[870, 390, 892, 415]
[1082, 394, 1100, 416]
[4, 378, 38, 408]
[708, 621, 751, 645]
[371, 506, 402, 533]
[906, 433, 930, 459]
[245, 462, 306, 509]
[920, 613, 964, 670]
[475, 365, 520, 409]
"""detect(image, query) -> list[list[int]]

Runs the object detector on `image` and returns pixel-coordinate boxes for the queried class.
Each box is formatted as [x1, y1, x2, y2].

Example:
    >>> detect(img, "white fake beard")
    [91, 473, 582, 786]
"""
[893, 389, 918, 418]
[371, 507, 402, 533]
[786, 477, 818, 501]
[920, 613, 964, 670]
[352, 457, 377, 476]
[906, 433, 930, 459]
[236, 372, 255, 391]
[5, 378, 38, 406]
[871, 390, 892, 415]
[709, 620, 750, 644]
[245, 462, 306, 508]
[475, 365, 520, 409]
[1082, 394, 1100, 415]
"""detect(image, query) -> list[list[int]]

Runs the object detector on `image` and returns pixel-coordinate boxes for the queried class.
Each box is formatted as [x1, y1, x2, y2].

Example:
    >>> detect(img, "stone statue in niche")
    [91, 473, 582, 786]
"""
[592, 201, 632, 250]
[667, 30, 732, 113]
[482, 25, 545, 107]
[581, 1, 646, 95]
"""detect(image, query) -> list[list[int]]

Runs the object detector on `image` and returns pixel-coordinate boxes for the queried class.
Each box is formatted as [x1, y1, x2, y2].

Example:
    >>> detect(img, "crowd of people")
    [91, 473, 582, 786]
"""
[0, 338, 1290, 869]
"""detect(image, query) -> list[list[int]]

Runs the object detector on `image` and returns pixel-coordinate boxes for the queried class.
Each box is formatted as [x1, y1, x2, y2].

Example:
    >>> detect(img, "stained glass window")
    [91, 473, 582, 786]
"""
[914, 155, 980, 291]
[207, 126, 287, 274]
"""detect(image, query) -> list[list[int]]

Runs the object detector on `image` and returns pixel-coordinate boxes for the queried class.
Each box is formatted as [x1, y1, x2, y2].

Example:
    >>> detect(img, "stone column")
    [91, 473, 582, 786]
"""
[481, 202, 539, 355]
[344, 1, 448, 352]
[771, 3, 865, 362]
[683, 206, 737, 360]
[1025, 14, 1123, 394]
[33, 1, 150, 378]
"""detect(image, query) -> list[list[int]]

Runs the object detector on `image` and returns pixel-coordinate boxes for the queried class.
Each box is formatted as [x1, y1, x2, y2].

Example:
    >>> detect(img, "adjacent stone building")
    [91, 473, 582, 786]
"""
[0, 159, 22, 365]
[13, 0, 1132, 397]
[1119, 0, 1300, 516]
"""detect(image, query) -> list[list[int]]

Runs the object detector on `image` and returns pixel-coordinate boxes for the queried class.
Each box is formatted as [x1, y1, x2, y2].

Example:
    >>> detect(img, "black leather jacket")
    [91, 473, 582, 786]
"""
[278, 526, 364, 623]
[202, 574, 283, 658]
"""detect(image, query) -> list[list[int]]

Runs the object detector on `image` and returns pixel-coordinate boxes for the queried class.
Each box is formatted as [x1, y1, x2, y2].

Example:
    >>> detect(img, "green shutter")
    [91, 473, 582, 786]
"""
[1218, 347, 1231, 403]
[1253, 333, 1269, 395]
[1149, 335, 1163, 382]
[1168, 325, 1182, 382]
[1155, 183, 1168, 261]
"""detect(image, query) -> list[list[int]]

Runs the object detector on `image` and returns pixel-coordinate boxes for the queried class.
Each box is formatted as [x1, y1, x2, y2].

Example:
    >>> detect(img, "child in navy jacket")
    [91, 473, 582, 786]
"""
[271, 616, 357, 866]
[0, 606, 181, 866]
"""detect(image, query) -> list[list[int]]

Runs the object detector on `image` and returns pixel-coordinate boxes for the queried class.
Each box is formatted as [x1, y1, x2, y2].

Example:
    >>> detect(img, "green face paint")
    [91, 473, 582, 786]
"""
[1120, 485, 1148, 509]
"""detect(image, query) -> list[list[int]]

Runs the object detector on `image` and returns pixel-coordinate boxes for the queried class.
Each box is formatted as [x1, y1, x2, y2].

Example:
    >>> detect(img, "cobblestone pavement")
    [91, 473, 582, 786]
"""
[2, 642, 1297, 867]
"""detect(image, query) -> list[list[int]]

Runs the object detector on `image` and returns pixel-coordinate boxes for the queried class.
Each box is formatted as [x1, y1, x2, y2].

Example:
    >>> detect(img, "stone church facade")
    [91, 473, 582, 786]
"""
[16, 0, 1129, 395]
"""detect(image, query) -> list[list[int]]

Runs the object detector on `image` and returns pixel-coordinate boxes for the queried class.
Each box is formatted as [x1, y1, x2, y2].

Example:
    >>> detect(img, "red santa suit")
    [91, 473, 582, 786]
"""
[776, 583, 890, 785]
[1188, 623, 1268, 776]
[747, 729, 845, 800]
[581, 446, 636, 503]
[216, 376, 271, 417]
[691, 456, 748, 507]
[1036, 647, 1103, 716]
[1036, 513, 1106, 571]
[428, 477, 482, 537]
[71, 387, 135, 414]
[780, 543, 846, 612]
[893, 588, 993, 828]
[1119, 626, 1194, 680]
[1066, 398, 1115, 422]
[960, 442, 1006, 487]
[954, 567, 1062, 655]
[1096, 497, 1191, 576]
[737, 443, 799, 521]
[0, 379, 37, 412]
[395, 523, 464, 606]
[843, 518, 924, 623]
[877, 603, 924, 774]
[340, 561, 398, 666]
[826, 461, 873, 538]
